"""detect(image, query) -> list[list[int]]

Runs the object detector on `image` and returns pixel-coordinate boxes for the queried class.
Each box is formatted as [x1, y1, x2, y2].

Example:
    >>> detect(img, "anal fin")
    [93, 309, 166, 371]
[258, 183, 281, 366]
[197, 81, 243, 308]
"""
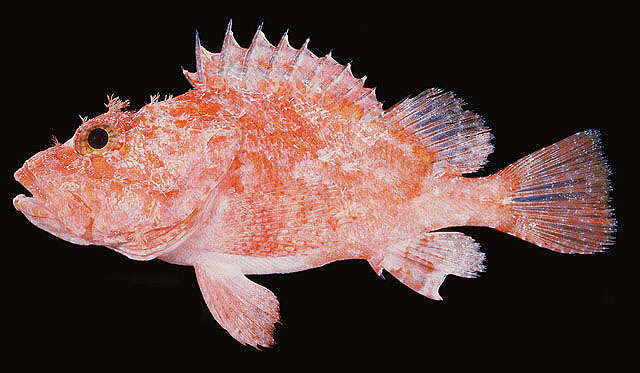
[380, 232, 485, 300]
[194, 261, 279, 348]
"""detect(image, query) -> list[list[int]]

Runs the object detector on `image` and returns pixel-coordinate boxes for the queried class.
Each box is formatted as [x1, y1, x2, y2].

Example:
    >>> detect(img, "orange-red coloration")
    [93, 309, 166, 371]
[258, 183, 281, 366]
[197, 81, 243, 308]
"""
[13, 23, 615, 348]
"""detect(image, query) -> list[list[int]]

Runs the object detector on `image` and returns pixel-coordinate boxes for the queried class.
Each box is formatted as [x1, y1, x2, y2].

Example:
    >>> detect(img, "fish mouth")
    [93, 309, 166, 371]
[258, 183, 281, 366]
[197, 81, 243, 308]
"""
[14, 165, 44, 213]
[14, 164, 93, 245]
[13, 165, 62, 234]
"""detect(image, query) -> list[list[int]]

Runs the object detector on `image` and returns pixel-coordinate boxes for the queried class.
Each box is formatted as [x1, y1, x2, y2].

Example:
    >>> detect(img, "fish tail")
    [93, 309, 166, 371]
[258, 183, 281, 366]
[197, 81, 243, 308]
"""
[497, 130, 616, 253]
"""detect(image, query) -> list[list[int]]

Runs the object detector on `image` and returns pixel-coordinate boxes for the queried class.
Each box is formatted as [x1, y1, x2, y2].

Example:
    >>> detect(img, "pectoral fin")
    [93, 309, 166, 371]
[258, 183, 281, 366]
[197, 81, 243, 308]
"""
[194, 261, 279, 348]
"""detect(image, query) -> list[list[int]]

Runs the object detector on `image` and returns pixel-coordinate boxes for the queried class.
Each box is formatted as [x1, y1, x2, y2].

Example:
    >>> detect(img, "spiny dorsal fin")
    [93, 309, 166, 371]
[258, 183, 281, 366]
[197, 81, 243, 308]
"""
[183, 23, 492, 175]
[183, 21, 383, 118]
[384, 88, 494, 175]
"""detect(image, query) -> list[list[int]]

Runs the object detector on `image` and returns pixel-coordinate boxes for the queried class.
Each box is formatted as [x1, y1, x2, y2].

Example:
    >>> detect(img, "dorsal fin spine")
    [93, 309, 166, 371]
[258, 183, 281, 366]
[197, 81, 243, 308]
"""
[335, 74, 367, 104]
[354, 87, 376, 105]
[220, 19, 237, 75]
[181, 66, 195, 87]
[308, 54, 324, 85]
[290, 37, 310, 75]
[242, 23, 263, 69]
[268, 29, 290, 72]
[322, 62, 351, 100]
[307, 51, 333, 92]
[333, 62, 352, 87]
[195, 30, 205, 83]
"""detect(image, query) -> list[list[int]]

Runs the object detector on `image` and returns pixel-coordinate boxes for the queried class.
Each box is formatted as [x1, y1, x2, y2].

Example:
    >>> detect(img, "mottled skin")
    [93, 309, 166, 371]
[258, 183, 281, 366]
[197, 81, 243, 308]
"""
[14, 24, 614, 347]
[154, 79, 509, 272]
[15, 94, 240, 259]
[14, 76, 503, 344]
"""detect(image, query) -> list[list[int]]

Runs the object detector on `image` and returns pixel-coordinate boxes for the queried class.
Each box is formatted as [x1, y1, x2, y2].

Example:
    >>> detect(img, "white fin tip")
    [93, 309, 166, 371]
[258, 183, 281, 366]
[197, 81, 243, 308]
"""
[226, 19, 233, 34]
[195, 30, 205, 82]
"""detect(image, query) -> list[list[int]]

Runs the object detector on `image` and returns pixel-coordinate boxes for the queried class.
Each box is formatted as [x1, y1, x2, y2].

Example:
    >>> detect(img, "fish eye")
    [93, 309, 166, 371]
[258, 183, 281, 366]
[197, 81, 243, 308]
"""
[74, 124, 118, 157]
[87, 127, 109, 149]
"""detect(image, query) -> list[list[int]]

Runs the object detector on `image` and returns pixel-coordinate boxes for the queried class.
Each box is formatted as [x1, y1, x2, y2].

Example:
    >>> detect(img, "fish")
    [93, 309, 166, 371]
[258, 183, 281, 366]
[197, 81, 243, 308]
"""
[13, 20, 616, 348]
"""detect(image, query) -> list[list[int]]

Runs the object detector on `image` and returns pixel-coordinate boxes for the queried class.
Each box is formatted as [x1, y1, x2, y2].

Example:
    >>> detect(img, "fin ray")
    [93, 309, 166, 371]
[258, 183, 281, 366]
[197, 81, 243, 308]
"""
[385, 88, 493, 175]
[498, 130, 616, 253]
[194, 261, 279, 348]
[242, 24, 276, 80]
[380, 231, 485, 300]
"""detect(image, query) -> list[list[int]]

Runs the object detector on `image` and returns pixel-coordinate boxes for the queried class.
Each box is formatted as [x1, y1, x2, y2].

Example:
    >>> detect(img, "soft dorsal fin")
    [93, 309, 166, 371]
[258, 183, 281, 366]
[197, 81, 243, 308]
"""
[183, 20, 383, 118]
[384, 88, 494, 175]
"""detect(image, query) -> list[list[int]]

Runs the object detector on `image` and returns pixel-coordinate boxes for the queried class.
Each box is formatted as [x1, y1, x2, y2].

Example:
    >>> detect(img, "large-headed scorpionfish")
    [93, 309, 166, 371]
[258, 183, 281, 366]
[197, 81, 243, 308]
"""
[13, 21, 616, 347]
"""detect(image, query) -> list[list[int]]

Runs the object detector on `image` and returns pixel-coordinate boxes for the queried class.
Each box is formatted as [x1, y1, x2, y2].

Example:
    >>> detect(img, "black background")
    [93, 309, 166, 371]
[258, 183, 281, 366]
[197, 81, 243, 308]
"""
[5, 2, 631, 367]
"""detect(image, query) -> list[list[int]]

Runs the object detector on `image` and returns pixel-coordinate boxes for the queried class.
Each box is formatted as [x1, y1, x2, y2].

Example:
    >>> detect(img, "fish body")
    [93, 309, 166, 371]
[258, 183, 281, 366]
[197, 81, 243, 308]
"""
[13, 22, 615, 347]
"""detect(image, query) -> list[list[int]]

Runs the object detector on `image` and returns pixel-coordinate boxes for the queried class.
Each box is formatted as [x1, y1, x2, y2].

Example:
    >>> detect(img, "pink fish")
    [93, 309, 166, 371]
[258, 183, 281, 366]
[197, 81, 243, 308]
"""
[13, 21, 615, 348]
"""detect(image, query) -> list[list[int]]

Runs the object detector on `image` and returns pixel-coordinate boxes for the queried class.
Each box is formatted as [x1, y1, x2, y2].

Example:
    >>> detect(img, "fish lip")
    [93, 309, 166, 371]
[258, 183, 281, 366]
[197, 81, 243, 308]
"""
[13, 164, 47, 215]
[14, 165, 69, 240]
[13, 193, 45, 216]
[14, 164, 37, 197]
[14, 163, 94, 246]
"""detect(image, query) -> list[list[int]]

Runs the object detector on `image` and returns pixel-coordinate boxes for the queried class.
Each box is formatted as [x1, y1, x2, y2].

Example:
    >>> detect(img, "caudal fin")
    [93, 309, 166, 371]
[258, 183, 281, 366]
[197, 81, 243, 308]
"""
[499, 130, 616, 253]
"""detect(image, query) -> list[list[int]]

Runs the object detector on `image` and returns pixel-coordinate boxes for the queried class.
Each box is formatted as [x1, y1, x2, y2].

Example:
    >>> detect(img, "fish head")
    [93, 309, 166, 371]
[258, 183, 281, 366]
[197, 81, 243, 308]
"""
[14, 96, 241, 260]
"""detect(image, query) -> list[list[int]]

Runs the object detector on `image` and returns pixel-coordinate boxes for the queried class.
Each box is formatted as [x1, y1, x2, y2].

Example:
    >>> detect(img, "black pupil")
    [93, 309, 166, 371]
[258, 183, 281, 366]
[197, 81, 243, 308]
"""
[87, 128, 109, 149]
